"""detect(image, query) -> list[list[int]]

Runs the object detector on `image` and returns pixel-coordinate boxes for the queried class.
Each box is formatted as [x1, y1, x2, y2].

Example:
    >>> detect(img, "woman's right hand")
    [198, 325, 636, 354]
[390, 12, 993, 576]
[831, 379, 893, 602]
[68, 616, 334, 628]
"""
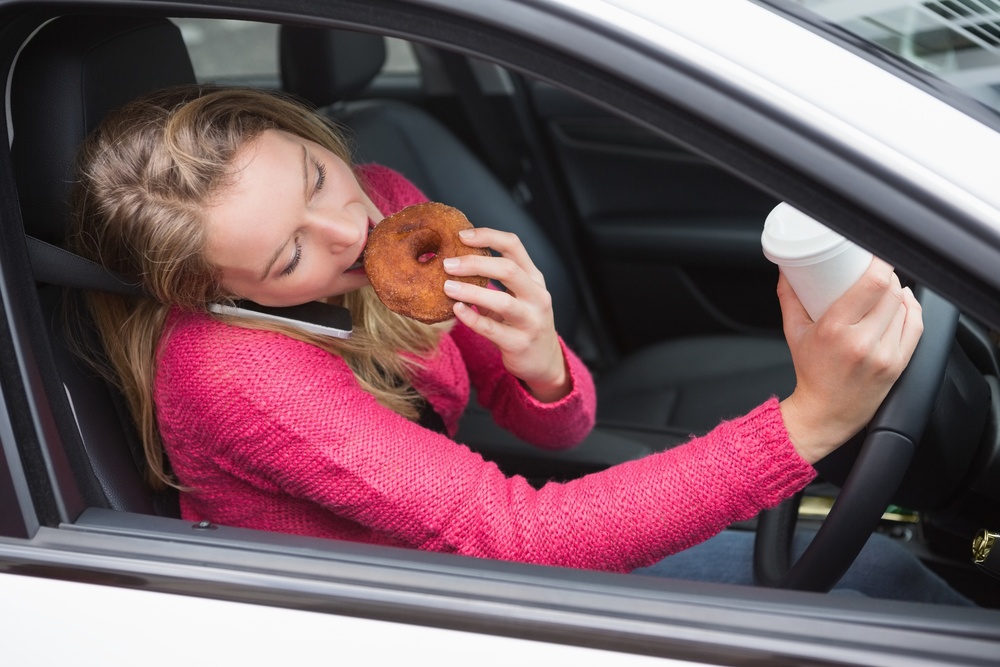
[778, 257, 924, 464]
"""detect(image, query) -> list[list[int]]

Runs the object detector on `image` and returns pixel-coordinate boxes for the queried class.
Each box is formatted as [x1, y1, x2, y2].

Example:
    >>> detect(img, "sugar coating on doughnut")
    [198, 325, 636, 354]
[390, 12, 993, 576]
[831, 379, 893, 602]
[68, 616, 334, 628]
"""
[364, 202, 489, 324]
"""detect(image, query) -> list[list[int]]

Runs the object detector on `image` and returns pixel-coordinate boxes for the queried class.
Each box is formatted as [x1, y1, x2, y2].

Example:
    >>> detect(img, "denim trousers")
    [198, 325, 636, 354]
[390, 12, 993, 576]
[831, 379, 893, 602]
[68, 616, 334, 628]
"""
[632, 529, 973, 606]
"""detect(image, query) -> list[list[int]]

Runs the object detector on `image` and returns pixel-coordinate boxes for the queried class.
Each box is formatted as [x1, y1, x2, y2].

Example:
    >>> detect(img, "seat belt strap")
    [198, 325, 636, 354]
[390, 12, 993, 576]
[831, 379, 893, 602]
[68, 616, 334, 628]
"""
[435, 50, 531, 203]
[25, 235, 355, 337]
[26, 235, 142, 295]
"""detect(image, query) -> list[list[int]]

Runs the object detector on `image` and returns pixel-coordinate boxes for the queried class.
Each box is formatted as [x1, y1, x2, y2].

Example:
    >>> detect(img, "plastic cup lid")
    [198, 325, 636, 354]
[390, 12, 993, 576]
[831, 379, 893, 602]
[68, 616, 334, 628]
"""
[761, 202, 851, 266]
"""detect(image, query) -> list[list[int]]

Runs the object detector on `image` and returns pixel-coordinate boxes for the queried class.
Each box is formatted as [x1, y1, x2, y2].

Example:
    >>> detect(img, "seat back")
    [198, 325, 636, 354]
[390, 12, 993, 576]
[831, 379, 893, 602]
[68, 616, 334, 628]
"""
[9, 15, 197, 515]
[279, 26, 580, 339]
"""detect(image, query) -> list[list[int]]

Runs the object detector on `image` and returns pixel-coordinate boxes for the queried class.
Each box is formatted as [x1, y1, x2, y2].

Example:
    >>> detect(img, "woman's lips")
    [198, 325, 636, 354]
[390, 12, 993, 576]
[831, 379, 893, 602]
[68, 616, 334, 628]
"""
[346, 248, 365, 272]
[345, 218, 377, 273]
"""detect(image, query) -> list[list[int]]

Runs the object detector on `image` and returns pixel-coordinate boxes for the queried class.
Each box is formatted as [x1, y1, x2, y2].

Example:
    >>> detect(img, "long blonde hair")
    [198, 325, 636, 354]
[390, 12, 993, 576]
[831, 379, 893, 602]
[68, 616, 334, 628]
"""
[68, 85, 442, 490]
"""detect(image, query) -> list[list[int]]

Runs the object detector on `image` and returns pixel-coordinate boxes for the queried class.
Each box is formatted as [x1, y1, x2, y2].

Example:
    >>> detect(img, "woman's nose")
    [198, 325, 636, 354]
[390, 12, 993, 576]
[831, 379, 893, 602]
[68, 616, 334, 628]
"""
[315, 206, 365, 249]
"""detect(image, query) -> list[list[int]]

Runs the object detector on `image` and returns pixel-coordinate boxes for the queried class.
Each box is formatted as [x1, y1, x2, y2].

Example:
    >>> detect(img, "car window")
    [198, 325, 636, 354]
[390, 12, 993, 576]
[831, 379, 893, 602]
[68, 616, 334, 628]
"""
[170, 18, 418, 85]
[797, 0, 1000, 112]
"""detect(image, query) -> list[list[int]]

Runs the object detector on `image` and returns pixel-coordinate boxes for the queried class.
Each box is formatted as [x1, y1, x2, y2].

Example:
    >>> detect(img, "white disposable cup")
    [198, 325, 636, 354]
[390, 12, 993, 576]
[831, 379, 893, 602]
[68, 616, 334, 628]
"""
[761, 202, 873, 321]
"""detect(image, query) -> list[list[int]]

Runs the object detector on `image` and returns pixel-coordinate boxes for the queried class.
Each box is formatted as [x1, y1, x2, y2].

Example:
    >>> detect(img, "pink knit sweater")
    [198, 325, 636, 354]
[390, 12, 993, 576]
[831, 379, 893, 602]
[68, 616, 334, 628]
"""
[154, 164, 816, 572]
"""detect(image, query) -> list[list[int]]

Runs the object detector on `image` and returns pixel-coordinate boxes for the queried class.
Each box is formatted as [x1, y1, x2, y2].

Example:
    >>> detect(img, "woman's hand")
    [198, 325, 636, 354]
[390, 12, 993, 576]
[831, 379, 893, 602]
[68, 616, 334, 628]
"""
[779, 257, 924, 464]
[441, 227, 570, 402]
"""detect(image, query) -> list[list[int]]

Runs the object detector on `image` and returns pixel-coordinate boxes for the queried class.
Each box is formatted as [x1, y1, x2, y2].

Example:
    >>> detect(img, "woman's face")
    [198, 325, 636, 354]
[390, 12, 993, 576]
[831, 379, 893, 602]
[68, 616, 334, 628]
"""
[204, 129, 383, 306]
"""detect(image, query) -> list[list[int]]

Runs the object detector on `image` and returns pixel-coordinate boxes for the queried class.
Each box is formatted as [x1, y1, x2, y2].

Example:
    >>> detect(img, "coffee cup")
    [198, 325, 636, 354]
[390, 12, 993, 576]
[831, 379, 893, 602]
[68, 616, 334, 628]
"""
[761, 202, 873, 321]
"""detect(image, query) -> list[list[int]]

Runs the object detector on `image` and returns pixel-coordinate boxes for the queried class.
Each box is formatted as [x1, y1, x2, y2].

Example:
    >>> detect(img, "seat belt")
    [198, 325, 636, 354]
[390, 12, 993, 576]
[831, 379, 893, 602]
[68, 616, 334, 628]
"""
[26, 235, 142, 295]
[435, 50, 532, 205]
[25, 235, 354, 337]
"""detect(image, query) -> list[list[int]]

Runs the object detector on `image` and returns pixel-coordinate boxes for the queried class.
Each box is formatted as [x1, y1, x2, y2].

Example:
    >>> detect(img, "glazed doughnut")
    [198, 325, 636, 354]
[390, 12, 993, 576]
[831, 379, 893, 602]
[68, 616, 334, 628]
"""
[364, 202, 490, 324]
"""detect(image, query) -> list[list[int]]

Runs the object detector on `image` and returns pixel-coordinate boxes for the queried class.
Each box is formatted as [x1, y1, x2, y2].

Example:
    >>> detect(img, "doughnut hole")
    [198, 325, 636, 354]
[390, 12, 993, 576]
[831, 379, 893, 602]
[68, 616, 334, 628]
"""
[407, 227, 442, 265]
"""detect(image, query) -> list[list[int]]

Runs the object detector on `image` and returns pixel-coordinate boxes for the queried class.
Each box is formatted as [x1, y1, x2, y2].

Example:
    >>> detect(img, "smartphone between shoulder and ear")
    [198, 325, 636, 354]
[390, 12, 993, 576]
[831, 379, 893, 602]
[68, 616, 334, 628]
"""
[208, 301, 353, 339]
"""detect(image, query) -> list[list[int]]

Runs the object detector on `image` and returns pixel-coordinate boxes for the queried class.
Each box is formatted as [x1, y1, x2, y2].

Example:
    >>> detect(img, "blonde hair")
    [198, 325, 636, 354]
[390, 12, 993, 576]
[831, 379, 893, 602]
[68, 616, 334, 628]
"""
[68, 85, 442, 490]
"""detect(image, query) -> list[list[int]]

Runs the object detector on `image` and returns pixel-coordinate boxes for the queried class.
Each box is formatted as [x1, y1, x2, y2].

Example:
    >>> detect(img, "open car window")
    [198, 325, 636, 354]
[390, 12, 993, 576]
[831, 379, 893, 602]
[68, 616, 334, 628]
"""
[171, 18, 419, 86]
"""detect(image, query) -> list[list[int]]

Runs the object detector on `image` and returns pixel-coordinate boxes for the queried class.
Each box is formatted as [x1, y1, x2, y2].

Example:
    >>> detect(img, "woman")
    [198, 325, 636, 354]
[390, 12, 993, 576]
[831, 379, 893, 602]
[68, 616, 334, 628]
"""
[69, 84, 960, 601]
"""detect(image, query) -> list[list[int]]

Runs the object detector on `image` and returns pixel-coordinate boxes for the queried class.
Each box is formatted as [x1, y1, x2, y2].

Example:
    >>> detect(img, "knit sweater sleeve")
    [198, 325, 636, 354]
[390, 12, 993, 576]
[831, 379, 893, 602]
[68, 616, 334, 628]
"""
[156, 314, 814, 573]
[448, 320, 595, 448]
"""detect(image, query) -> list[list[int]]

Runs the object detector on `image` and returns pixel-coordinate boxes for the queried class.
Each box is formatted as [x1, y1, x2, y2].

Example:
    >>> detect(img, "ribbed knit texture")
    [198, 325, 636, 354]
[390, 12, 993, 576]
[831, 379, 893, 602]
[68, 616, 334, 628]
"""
[154, 164, 816, 572]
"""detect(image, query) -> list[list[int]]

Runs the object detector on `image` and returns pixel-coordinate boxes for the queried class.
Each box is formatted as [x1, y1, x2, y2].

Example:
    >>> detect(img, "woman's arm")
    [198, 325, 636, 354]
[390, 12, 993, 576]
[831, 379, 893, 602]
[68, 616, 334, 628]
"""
[448, 318, 595, 449]
[156, 315, 812, 573]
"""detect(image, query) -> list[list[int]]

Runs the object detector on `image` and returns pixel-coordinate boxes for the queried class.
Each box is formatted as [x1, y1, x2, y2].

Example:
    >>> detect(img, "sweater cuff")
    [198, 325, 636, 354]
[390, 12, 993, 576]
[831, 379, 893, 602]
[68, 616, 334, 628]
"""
[502, 338, 596, 448]
[723, 397, 817, 511]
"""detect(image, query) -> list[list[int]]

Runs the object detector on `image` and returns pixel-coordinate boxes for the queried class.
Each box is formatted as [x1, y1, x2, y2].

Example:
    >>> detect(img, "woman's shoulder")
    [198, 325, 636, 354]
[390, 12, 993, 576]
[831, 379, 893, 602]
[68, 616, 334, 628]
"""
[356, 163, 429, 215]
[158, 308, 347, 380]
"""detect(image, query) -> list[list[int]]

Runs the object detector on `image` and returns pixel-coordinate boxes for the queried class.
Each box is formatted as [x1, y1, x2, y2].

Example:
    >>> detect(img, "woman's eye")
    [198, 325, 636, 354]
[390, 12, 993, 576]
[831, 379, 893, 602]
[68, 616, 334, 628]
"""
[281, 239, 302, 276]
[314, 160, 327, 194]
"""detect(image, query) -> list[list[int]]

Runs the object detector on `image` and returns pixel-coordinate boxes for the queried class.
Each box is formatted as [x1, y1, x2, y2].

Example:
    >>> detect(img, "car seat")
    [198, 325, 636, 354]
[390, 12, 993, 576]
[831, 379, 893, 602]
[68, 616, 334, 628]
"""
[9, 15, 199, 516]
[279, 27, 797, 434]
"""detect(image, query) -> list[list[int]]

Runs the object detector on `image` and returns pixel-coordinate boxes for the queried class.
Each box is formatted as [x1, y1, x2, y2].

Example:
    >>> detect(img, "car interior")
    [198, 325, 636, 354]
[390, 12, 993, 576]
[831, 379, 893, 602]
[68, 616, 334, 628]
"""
[5, 10, 1000, 608]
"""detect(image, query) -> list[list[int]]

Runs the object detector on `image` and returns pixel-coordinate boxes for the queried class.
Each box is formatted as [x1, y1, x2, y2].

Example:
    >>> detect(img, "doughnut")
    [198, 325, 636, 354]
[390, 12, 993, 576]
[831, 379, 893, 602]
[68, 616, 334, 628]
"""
[364, 202, 489, 324]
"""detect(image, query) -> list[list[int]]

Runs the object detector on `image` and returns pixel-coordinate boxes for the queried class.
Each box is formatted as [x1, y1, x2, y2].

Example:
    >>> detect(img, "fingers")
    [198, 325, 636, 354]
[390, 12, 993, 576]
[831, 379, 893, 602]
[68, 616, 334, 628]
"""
[442, 227, 552, 327]
[776, 271, 811, 337]
[444, 278, 526, 324]
[895, 286, 924, 363]
[824, 257, 894, 324]
[857, 270, 904, 336]
[447, 227, 546, 288]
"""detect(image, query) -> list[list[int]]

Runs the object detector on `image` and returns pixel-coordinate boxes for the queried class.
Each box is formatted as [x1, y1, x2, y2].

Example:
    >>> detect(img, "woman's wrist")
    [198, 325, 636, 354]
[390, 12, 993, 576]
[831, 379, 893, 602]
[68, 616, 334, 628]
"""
[521, 361, 571, 403]
[779, 393, 848, 465]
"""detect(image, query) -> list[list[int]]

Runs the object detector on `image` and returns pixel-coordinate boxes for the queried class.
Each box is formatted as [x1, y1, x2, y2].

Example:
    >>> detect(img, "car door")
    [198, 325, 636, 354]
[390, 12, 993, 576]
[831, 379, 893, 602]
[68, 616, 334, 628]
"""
[522, 81, 785, 354]
[418, 60, 787, 356]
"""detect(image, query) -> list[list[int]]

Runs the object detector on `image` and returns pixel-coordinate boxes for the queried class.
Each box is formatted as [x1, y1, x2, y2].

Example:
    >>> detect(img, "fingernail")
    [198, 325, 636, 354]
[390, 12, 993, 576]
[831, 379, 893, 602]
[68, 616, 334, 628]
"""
[443, 257, 460, 270]
[444, 280, 461, 294]
[459, 229, 475, 239]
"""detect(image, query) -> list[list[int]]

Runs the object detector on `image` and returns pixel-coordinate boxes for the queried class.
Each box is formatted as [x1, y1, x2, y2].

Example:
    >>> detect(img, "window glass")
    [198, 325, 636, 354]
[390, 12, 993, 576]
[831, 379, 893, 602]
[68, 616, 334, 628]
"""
[797, 0, 1000, 110]
[170, 18, 418, 85]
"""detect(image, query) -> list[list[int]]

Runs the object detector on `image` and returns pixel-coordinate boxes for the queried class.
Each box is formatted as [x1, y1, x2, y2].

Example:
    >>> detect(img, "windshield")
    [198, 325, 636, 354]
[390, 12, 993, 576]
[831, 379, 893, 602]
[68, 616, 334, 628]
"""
[797, 0, 1000, 112]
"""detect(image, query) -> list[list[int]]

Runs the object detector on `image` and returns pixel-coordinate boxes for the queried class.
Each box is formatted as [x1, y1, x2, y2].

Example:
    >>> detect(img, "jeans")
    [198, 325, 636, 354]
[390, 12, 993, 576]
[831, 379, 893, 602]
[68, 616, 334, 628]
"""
[633, 529, 974, 606]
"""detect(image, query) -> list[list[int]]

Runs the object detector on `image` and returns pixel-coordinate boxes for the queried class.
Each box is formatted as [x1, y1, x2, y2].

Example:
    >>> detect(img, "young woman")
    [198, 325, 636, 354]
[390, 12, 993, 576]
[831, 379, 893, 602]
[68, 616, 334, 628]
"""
[68, 84, 965, 603]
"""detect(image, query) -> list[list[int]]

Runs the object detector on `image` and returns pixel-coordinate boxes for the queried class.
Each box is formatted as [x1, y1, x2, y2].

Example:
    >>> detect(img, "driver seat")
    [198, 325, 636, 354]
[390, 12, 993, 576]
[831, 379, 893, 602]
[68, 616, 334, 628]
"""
[9, 15, 199, 516]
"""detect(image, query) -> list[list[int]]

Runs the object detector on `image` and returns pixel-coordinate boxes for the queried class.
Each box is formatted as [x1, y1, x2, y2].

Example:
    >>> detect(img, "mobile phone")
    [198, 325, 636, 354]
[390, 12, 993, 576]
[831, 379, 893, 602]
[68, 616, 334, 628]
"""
[208, 300, 352, 338]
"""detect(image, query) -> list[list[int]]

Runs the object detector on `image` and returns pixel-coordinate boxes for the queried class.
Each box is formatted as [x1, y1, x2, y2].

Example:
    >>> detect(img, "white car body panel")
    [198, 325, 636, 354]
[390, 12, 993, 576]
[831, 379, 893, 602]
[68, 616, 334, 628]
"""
[0, 572, 692, 666]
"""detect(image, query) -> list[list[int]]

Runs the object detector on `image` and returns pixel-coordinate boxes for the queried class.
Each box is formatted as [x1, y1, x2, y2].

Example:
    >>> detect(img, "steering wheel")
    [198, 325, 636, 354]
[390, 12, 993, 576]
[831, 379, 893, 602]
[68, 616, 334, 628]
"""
[753, 286, 959, 592]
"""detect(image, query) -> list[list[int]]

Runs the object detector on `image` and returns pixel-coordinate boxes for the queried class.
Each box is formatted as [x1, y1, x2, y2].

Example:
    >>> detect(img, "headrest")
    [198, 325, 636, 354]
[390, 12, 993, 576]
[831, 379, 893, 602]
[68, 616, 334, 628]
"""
[10, 16, 196, 245]
[279, 26, 386, 108]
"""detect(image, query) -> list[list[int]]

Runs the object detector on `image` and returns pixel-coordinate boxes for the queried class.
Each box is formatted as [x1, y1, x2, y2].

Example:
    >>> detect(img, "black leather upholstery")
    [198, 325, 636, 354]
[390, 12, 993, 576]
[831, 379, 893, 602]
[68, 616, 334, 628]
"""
[280, 27, 386, 106]
[279, 27, 796, 433]
[11, 16, 196, 245]
[596, 335, 795, 433]
[10, 16, 196, 515]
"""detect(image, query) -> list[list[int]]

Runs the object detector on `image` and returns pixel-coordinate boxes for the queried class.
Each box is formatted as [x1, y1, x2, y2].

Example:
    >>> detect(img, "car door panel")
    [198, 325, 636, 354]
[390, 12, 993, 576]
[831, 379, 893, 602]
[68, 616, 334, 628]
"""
[530, 82, 783, 352]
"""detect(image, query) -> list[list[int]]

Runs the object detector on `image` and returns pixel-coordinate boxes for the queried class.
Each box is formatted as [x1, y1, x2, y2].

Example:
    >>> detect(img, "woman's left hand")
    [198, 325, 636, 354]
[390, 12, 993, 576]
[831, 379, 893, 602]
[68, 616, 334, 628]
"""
[442, 227, 570, 402]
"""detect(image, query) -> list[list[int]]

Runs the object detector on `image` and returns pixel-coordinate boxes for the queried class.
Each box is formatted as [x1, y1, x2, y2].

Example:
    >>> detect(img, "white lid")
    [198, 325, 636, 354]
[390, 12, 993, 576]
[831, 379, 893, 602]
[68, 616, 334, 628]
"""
[761, 202, 851, 266]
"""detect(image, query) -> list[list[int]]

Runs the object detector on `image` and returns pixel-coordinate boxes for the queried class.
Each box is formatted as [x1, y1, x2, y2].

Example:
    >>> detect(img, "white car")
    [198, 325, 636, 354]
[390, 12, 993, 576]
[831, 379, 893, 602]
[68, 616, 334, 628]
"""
[2, 1, 1000, 664]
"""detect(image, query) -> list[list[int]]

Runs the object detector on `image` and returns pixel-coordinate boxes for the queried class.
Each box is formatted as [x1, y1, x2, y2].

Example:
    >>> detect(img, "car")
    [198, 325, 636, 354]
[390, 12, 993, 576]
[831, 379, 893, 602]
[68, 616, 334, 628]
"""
[2, 0, 1000, 664]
